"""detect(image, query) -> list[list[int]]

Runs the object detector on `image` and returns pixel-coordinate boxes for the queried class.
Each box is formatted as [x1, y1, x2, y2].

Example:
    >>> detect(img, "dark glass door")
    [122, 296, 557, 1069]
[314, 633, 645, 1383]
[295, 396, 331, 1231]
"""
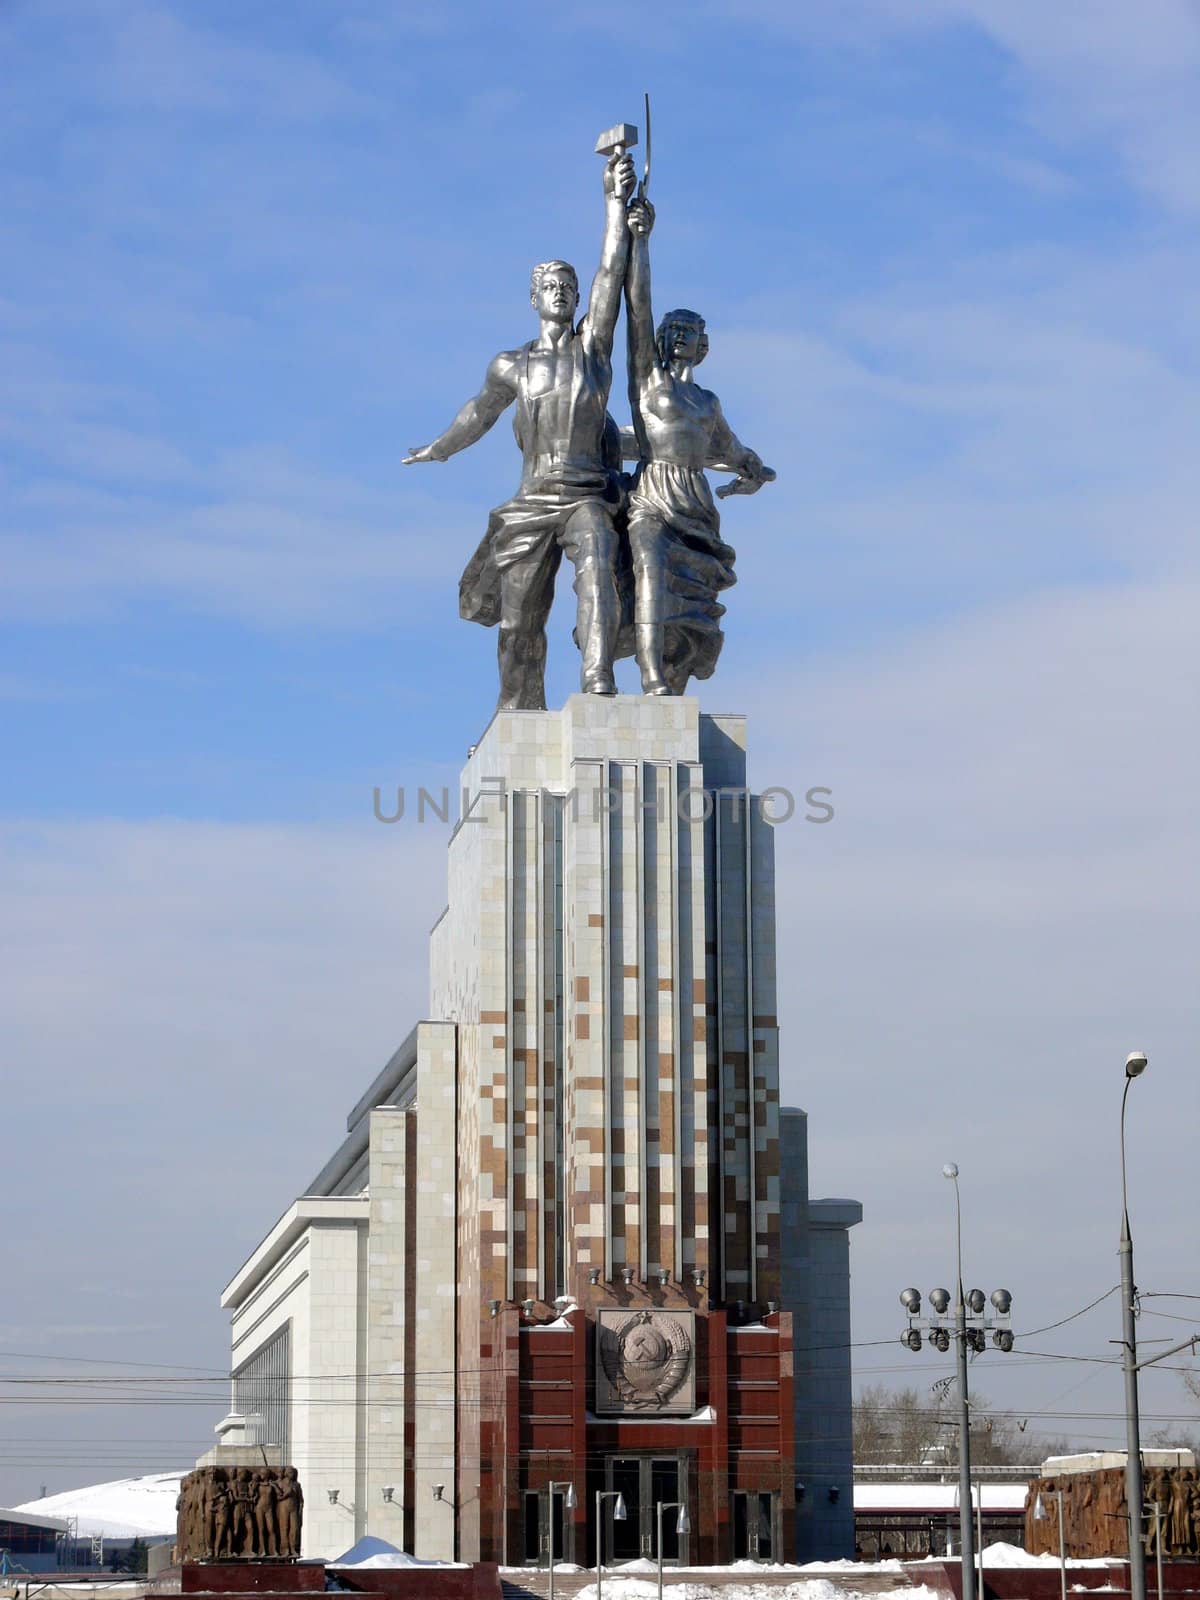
[609, 1458, 642, 1561]
[605, 1456, 688, 1563]
[732, 1491, 776, 1561]
[650, 1459, 682, 1559]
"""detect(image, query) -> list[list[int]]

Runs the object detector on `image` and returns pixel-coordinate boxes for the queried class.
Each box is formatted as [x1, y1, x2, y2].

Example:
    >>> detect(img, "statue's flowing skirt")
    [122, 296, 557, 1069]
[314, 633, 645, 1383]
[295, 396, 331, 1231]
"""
[623, 460, 737, 684]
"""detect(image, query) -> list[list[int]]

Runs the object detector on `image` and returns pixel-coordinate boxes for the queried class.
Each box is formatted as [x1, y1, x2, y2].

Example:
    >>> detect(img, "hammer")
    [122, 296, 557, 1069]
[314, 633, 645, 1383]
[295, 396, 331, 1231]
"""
[595, 121, 638, 174]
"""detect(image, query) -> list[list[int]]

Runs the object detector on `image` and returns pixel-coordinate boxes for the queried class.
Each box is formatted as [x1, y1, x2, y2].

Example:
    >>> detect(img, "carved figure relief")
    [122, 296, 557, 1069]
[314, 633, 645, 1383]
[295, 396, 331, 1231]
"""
[596, 1308, 695, 1414]
[175, 1465, 303, 1562]
[1024, 1466, 1200, 1558]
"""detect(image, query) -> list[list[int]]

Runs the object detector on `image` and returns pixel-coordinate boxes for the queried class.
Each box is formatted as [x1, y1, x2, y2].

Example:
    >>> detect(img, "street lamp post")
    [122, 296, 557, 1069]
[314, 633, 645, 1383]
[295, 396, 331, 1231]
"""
[1120, 1051, 1148, 1600]
[900, 1163, 1014, 1600]
[595, 1488, 627, 1600]
[546, 1481, 576, 1600]
[655, 1501, 690, 1600]
[1113, 1053, 1200, 1600]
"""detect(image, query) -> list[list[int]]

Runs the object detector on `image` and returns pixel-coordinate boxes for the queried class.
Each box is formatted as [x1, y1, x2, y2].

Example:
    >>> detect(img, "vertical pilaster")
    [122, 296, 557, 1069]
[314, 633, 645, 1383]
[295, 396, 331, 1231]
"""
[366, 1107, 410, 1546]
[414, 1021, 457, 1561]
[566, 757, 607, 1298]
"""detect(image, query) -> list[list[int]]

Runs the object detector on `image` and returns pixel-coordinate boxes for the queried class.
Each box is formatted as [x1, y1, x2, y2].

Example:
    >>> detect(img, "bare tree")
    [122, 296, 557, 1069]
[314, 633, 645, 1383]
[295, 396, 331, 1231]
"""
[853, 1383, 1067, 1467]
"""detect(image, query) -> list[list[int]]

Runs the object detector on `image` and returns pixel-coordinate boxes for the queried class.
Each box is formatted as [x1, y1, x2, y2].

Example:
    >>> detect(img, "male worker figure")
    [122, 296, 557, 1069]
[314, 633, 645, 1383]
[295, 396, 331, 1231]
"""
[405, 145, 637, 710]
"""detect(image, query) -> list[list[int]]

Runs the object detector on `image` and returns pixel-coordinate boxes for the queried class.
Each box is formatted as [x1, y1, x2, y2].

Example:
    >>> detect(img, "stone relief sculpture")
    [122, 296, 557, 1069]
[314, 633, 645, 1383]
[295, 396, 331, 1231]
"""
[404, 112, 774, 710]
[596, 1308, 695, 1414]
[175, 1465, 303, 1562]
[1024, 1466, 1200, 1558]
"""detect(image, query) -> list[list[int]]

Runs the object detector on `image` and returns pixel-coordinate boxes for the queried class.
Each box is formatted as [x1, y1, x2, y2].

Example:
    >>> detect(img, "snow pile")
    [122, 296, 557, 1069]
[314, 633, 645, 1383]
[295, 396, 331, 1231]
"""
[14, 1472, 185, 1538]
[331, 1535, 467, 1569]
[978, 1543, 1118, 1570]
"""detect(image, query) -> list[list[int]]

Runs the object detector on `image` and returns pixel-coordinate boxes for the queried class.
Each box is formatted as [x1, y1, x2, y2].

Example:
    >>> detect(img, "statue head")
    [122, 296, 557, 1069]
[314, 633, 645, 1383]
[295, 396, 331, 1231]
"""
[530, 260, 580, 322]
[656, 308, 708, 369]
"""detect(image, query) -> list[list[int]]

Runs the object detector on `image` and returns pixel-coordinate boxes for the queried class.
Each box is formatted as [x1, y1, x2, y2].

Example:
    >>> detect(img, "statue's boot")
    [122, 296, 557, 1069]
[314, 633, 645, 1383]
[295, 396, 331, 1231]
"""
[496, 625, 548, 711]
[577, 572, 619, 696]
[636, 623, 673, 695]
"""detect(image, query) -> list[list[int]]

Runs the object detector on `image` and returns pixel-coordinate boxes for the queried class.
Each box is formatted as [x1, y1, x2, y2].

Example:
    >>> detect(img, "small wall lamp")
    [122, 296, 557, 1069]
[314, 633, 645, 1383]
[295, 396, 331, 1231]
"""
[489, 1299, 501, 1318]
[432, 1484, 446, 1502]
[327, 1489, 340, 1505]
[381, 1485, 395, 1504]
[588, 1267, 601, 1285]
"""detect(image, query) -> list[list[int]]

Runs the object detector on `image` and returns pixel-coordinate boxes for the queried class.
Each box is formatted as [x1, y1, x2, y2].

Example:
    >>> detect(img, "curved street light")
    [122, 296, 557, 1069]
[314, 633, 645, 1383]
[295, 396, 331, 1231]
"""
[1120, 1050, 1148, 1600]
[547, 1481, 576, 1600]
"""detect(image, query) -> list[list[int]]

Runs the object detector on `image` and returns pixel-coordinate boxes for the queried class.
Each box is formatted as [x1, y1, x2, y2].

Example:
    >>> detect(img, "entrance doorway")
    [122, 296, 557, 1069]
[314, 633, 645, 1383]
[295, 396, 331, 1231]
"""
[732, 1491, 778, 1561]
[524, 1486, 574, 1566]
[602, 1456, 689, 1564]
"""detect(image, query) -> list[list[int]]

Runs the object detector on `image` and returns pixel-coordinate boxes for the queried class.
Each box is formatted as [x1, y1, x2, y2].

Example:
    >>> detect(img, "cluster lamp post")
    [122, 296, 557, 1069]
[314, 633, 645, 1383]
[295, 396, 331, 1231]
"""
[900, 1162, 1014, 1600]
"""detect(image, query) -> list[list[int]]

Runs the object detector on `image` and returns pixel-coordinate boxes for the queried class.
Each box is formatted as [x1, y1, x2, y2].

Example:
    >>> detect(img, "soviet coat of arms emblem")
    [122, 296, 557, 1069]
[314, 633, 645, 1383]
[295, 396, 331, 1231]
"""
[596, 1309, 696, 1414]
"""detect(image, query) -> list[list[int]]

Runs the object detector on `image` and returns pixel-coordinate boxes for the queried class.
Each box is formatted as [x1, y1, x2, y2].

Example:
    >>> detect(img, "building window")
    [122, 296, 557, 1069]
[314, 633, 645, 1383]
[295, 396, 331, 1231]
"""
[233, 1323, 290, 1456]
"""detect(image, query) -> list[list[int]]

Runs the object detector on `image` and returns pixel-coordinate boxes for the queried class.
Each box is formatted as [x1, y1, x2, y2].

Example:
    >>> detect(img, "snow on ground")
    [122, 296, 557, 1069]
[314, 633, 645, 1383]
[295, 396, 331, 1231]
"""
[331, 1535, 467, 1568]
[13, 1473, 185, 1538]
[564, 1581, 940, 1600]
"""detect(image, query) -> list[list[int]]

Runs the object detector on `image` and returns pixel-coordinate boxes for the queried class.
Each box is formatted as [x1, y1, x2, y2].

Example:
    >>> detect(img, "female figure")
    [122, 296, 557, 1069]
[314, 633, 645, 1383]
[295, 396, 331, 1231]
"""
[622, 197, 774, 694]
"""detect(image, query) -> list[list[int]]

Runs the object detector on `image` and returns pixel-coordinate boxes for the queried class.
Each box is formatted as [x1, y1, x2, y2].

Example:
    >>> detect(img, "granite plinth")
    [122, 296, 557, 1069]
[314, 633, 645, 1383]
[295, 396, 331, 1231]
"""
[180, 1564, 323, 1593]
[170, 1562, 501, 1600]
[908, 1561, 1200, 1600]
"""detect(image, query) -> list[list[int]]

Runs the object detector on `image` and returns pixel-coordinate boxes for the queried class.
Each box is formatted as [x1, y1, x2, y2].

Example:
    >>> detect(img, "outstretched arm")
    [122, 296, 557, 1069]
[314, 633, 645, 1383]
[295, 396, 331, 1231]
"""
[707, 397, 776, 496]
[403, 353, 518, 464]
[706, 397, 770, 476]
[624, 198, 659, 398]
[581, 153, 635, 360]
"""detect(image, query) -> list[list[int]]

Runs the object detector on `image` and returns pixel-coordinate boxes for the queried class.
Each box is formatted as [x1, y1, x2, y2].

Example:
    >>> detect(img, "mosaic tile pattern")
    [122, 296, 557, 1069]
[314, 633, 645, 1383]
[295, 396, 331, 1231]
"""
[428, 695, 781, 1322]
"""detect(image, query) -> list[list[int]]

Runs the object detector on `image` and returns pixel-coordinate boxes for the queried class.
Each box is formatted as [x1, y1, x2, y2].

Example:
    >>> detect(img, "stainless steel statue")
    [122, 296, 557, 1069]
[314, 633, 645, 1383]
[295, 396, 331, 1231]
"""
[405, 115, 773, 708]
[621, 195, 774, 694]
[404, 132, 638, 711]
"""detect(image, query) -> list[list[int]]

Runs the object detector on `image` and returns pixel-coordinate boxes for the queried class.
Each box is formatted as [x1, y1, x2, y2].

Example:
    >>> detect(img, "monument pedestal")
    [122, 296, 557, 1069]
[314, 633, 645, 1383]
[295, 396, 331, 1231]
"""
[220, 693, 863, 1565]
[412, 694, 793, 1563]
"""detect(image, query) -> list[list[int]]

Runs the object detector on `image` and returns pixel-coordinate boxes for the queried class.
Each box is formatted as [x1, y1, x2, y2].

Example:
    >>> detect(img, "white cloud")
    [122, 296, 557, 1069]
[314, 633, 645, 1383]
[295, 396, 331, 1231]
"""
[705, 567, 1198, 1428]
[736, 0, 1200, 214]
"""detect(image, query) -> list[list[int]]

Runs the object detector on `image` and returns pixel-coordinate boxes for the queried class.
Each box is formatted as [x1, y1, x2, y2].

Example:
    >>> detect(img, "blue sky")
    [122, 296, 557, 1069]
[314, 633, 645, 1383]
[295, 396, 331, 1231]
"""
[2, 0, 1198, 1504]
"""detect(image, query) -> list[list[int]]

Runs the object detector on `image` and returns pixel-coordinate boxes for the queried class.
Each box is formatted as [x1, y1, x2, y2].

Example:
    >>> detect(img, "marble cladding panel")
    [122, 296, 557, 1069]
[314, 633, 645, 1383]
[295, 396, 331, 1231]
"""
[415, 1022, 458, 1562]
[750, 809, 781, 1305]
[565, 758, 606, 1295]
[677, 762, 710, 1278]
[608, 761, 639, 1272]
[366, 1108, 410, 1536]
[302, 1220, 367, 1558]
[427, 697, 780, 1331]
